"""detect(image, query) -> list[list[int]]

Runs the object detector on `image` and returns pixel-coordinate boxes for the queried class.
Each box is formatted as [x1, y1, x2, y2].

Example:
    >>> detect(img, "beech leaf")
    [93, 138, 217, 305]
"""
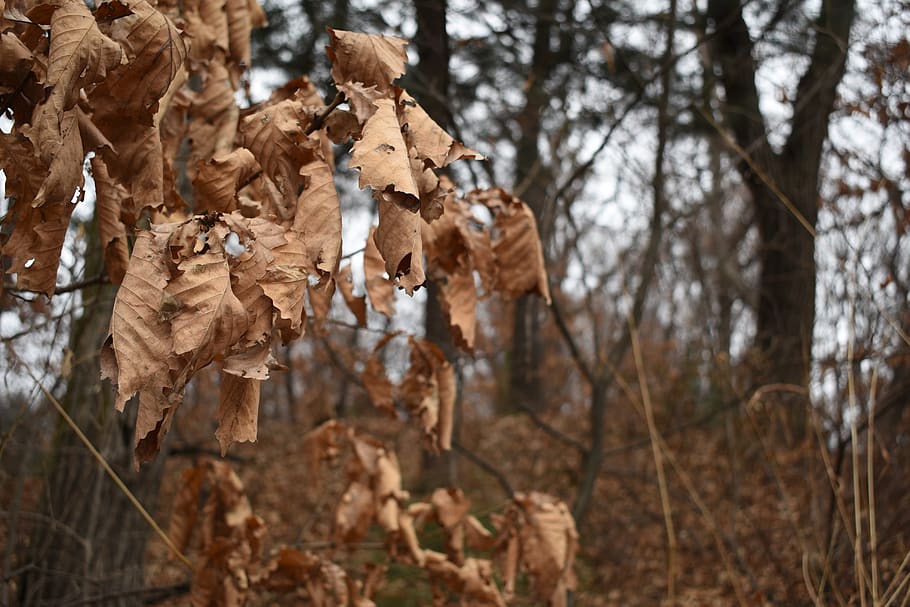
[327, 28, 407, 93]
[374, 196, 425, 294]
[215, 373, 261, 455]
[351, 98, 419, 206]
[363, 226, 395, 318]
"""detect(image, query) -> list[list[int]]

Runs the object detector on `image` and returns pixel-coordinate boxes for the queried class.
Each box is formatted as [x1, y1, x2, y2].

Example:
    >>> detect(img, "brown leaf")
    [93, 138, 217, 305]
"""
[470, 188, 550, 303]
[166, 250, 248, 366]
[375, 196, 425, 294]
[295, 159, 341, 279]
[95, 121, 166, 215]
[255, 235, 309, 340]
[24, 105, 85, 209]
[193, 147, 261, 213]
[215, 372, 260, 455]
[351, 98, 419, 207]
[374, 446, 405, 532]
[38, 0, 124, 112]
[103, 225, 175, 411]
[334, 481, 375, 544]
[306, 277, 334, 336]
[423, 551, 506, 607]
[327, 28, 407, 93]
[363, 226, 395, 318]
[337, 263, 367, 327]
[93, 0, 186, 120]
[498, 492, 579, 605]
[0, 181, 76, 295]
[240, 98, 319, 209]
[168, 464, 207, 554]
[362, 331, 398, 417]
[400, 338, 455, 452]
[92, 155, 130, 285]
[396, 89, 483, 169]
[0, 31, 35, 94]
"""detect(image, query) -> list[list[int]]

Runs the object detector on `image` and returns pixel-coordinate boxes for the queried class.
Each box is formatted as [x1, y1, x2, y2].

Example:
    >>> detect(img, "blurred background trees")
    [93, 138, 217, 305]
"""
[3, 0, 910, 604]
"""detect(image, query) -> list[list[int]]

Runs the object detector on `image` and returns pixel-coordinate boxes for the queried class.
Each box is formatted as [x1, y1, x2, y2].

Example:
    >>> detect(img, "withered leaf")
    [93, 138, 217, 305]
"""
[166, 251, 248, 365]
[327, 28, 407, 93]
[375, 196, 425, 294]
[351, 98, 419, 206]
[396, 89, 484, 170]
[295, 159, 342, 280]
[39, 0, 124, 112]
[240, 98, 319, 208]
[470, 188, 550, 303]
[94, 0, 186, 121]
[400, 337, 454, 452]
[334, 481, 374, 544]
[362, 331, 398, 417]
[363, 226, 395, 318]
[104, 225, 175, 411]
[215, 372, 260, 455]
[193, 147, 261, 213]
[91, 155, 130, 285]
[337, 263, 367, 327]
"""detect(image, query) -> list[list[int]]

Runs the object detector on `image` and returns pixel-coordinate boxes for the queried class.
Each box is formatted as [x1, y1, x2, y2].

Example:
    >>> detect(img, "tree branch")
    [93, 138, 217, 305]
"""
[452, 440, 514, 498]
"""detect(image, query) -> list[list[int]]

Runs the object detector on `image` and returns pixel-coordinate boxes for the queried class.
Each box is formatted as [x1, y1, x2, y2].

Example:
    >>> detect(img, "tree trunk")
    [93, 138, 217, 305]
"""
[413, 0, 459, 488]
[20, 214, 166, 606]
[708, 0, 855, 431]
[508, 0, 561, 413]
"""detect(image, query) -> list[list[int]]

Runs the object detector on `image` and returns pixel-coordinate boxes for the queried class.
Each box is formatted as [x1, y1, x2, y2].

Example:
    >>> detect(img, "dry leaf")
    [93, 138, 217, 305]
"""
[295, 159, 342, 280]
[363, 226, 395, 317]
[103, 226, 176, 412]
[396, 89, 483, 169]
[374, 196, 425, 294]
[327, 28, 408, 93]
[337, 263, 367, 327]
[193, 147, 261, 213]
[400, 337, 455, 453]
[215, 373, 260, 454]
[351, 98, 419, 207]
[469, 188, 550, 303]
[92, 155, 130, 284]
[362, 331, 397, 417]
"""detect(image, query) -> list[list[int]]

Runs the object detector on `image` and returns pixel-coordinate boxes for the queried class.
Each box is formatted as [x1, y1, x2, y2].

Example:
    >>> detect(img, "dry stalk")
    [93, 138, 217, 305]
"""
[628, 311, 677, 605]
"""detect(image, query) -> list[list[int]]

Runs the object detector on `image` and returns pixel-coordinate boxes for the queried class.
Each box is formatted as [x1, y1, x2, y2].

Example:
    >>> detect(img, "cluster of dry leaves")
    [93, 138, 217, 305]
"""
[3, 0, 569, 602]
[170, 421, 578, 607]
[1, 0, 549, 462]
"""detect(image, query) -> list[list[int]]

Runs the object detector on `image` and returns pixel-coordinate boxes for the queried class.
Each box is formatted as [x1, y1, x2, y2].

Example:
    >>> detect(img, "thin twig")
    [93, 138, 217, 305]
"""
[304, 90, 346, 135]
[59, 582, 191, 607]
[628, 308, 676, 604]
[868, 368, 880, 606]
[452, 440, 514, 498]
[848, 291, 870, 607]
[4, 273, 109, 297]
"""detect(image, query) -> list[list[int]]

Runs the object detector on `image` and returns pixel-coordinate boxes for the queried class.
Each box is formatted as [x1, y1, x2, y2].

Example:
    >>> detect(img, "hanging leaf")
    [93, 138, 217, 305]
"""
[327, 28, 407, 93]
